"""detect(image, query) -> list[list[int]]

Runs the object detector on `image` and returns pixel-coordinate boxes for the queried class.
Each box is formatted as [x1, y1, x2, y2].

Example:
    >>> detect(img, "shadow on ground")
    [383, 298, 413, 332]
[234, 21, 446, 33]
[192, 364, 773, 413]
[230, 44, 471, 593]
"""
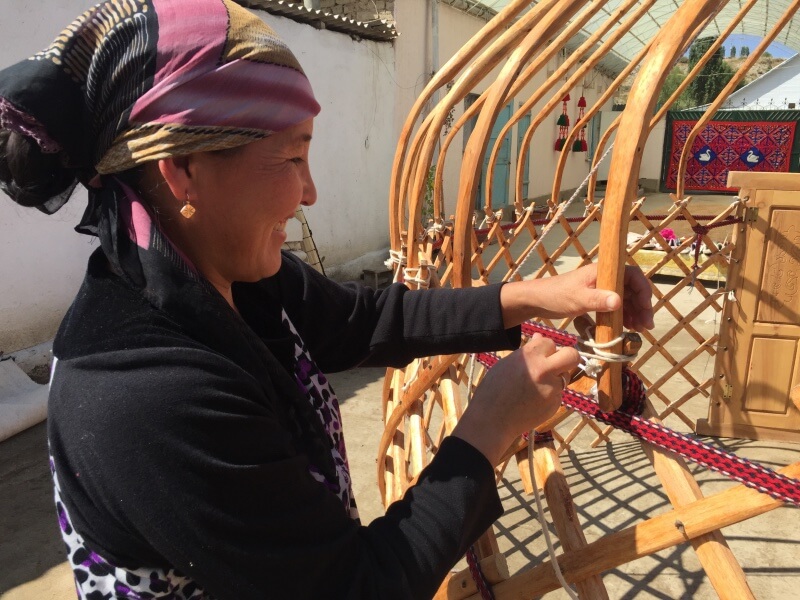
[0, 423, 65, 595]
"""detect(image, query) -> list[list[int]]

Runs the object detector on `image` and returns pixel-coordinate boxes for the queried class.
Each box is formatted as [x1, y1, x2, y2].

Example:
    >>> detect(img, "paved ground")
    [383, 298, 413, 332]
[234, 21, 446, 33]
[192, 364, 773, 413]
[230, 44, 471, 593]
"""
[2, 193, 799, 599]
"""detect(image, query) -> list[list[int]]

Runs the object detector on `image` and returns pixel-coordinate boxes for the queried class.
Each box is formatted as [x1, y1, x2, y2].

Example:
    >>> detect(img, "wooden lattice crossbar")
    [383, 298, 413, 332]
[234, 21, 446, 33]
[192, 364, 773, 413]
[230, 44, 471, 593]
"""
[380, 0, 800, 598]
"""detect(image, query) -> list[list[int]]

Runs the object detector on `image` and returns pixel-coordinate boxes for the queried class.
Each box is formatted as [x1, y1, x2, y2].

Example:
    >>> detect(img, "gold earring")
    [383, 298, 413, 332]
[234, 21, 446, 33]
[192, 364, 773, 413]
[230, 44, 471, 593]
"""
[180, 194, 196, 219]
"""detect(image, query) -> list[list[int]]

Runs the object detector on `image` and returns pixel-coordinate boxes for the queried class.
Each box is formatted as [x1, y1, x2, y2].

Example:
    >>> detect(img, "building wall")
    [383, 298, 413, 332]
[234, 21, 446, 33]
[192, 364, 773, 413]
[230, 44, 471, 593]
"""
[0, 1, 395, 353]
[0, 0, 100, 354]
[726, 54, 800, 109]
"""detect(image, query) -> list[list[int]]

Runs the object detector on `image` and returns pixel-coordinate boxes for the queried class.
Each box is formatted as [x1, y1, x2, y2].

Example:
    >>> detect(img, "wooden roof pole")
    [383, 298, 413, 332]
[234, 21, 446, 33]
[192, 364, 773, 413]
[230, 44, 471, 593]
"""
[430, 0, 609, 222]
[451, 0, 591, 286]
[482, 0, 643, 214]
[479, 0, 617, 211]
[517, 4, 662, 213]
[675, 0, 800, 200]
[549, 3, 727, 206]
[595, 0, 721, 412]
[404, 0, 576, 270]
[387, 0, 532, 251]
[396, 0, 559, 263]
[584, 2, 735, 204]
[540, 0, 661, 207]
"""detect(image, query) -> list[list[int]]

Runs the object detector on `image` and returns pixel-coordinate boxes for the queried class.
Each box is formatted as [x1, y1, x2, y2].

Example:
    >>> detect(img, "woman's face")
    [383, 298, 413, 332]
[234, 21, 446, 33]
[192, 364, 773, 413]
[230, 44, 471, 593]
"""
[185, 118, 316, 284]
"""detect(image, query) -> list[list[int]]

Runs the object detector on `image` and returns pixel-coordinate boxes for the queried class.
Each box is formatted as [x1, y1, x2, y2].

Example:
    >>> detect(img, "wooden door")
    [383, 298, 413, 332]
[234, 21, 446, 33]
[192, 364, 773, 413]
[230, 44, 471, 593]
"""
[698, 172, 800, 442]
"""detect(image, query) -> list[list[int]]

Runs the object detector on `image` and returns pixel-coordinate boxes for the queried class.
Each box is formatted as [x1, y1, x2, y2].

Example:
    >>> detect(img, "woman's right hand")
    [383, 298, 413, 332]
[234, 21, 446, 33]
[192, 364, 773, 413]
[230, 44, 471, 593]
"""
[452, 334, 580, 466]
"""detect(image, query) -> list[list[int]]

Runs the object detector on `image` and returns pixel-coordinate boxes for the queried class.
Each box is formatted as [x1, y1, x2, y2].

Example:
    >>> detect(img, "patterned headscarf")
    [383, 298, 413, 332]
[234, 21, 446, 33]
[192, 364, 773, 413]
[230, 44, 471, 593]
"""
[3, 1, 357, 524]
[0, 0, 320, 215]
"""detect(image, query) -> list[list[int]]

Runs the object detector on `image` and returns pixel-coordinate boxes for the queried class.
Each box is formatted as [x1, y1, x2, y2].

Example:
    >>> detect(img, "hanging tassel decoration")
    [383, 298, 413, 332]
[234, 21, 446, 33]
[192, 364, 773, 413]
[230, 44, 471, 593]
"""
[573, 95, 588, 152]
[555, 93, 570, 151]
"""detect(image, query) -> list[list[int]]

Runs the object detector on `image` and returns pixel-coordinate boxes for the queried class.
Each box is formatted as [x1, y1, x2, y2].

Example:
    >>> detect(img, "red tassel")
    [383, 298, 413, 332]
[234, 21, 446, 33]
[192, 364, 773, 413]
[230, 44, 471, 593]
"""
[562, 93, 571, 102]
[577, 96, 587, 108]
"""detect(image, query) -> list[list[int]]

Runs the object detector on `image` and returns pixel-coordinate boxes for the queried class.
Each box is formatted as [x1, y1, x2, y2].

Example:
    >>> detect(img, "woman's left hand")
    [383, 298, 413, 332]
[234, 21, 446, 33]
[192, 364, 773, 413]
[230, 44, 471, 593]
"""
[500, 263, 655, 332]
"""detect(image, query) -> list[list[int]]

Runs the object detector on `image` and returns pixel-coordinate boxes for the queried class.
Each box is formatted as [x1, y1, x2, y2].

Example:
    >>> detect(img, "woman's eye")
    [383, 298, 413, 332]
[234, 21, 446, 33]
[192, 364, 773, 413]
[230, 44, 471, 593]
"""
[290, 157, 304, 164]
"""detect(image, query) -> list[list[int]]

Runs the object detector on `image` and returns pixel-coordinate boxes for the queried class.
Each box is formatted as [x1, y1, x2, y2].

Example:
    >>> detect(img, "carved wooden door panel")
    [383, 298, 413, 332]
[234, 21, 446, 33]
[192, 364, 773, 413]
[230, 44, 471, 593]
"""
[701, 173, 800, 442]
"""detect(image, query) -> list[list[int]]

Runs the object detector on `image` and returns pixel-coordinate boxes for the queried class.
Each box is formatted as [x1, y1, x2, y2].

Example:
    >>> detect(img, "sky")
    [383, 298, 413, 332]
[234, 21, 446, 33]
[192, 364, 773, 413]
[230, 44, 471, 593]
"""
[719, 34, 797, 58]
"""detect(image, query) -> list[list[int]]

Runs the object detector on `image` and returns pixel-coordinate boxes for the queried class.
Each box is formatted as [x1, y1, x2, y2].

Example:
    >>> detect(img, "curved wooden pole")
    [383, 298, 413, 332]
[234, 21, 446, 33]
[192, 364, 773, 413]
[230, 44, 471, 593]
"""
[676, 0, 800, 199]
[585, 112, 622, 206]
[430, 0, 623, 225]
[546, 0, 663, 208]
[515, 0, 659, 215]
[485, 0, 650, 213]
[397, 0, 560, 267]
[595, 0, 722, 411]
[452, 0, 587, 287]
[585, 2, 743, 204]
[431, 0, 609, 222]
[549, 2, 726, 206]
[376, 354, 460, 499]
[480, 0, 616, 212]
[388, 0, 533, 251]
[579, 5, 719, 204]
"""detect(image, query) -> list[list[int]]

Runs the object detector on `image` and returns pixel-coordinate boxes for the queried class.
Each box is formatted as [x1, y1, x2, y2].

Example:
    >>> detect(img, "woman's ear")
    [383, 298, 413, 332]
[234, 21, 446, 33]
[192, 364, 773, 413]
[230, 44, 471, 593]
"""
[157, 155, 194, 200]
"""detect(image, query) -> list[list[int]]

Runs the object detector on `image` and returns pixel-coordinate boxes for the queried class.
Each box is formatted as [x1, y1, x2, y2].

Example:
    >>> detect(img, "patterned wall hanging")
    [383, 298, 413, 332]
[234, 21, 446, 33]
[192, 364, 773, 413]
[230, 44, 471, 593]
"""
[663, 110, 800, 192]
[554, 93, 570, 151]
[573, 95, 588, 152]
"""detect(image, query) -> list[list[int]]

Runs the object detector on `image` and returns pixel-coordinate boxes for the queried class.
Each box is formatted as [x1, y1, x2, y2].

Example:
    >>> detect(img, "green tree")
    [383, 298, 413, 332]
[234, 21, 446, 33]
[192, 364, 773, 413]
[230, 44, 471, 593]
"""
[729, 46, 737, 58]
[687, 36, 735, 105]
[657, 66, 694, 110]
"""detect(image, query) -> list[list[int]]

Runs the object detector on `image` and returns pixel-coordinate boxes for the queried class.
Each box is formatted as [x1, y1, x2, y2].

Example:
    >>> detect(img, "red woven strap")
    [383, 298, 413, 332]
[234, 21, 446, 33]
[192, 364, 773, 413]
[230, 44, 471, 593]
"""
[466, 546, 495, 600]
[474, 352, 800, 507]
[522, 429, 555, 443]
[521, 320, 579, 347]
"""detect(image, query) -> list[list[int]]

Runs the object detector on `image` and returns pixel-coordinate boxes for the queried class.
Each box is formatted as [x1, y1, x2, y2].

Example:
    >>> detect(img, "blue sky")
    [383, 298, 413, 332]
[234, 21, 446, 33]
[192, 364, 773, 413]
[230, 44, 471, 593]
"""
[719, 34, 797, 58]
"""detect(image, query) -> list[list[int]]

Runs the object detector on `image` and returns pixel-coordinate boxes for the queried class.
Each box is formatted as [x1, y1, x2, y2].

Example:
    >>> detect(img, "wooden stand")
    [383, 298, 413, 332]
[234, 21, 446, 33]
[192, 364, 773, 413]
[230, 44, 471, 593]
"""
[697, 172, 800, 443]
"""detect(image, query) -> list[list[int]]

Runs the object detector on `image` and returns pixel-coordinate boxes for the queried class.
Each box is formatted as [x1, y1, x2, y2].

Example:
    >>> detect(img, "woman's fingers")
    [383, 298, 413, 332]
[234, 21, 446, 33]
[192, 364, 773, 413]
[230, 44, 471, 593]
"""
[542, 345, 581, 377]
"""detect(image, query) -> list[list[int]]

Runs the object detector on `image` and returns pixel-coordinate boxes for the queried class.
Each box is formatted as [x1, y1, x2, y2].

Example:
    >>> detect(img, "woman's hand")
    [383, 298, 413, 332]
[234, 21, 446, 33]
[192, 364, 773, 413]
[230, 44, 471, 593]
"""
[500, 264, 655, 332]
[451, 334, 579, 466]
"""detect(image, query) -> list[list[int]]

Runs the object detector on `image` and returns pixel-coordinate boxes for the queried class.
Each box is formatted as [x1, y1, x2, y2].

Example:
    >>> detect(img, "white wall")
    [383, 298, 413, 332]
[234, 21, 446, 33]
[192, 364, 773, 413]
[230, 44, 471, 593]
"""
[0, 0, 100, 354]
[640, 118, 668, 188]
[0, 2, 397, 353]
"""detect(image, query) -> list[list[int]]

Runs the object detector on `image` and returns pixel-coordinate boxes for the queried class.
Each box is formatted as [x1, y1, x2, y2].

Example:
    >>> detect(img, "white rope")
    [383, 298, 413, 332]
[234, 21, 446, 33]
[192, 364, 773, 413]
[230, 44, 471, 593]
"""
[403, 266, 432, 289]
[508, 143, 615, 282]
[384, 249, 407, 270]
[528, 434, 580, 600]
[402, 360, 421, 392]
[425, 220, 446, 236]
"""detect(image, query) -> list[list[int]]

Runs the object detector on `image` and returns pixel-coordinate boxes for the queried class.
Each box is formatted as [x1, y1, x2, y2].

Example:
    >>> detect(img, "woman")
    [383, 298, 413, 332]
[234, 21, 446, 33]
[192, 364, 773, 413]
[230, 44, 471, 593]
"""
[0, 1, 653, 598]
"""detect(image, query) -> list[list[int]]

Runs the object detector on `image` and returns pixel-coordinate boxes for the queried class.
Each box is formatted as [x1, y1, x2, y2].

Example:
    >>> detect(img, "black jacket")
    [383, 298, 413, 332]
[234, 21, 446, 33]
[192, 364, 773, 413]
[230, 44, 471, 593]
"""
[49, 250, 520, 599]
